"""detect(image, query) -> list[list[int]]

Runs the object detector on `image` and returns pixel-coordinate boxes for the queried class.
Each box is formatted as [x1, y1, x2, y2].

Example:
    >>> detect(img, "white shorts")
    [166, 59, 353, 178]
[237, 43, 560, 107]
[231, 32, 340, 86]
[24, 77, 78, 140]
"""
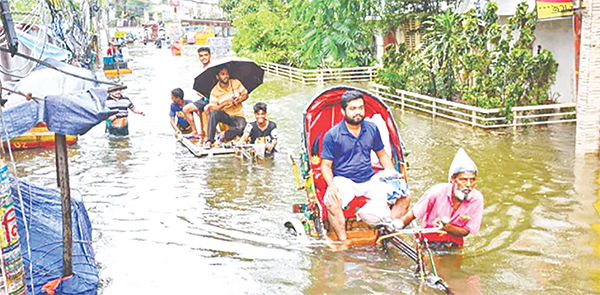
[325, 173, 389, 208]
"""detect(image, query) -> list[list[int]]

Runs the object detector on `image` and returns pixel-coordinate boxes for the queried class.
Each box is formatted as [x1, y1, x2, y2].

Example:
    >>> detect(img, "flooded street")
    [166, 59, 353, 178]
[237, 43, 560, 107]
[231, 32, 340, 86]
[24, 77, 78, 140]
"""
[7, 46, 600, 294]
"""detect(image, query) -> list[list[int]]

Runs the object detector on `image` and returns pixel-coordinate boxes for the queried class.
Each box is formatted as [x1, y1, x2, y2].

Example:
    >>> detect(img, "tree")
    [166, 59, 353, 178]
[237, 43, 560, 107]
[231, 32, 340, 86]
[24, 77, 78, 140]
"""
[224, 0, 379, 68]
[290, 0, 378, 68]
[376, 0, 462, 46]
[375, 1, 558, 119]
[231, 8, 300, 65]
[126, 0, 149, 23]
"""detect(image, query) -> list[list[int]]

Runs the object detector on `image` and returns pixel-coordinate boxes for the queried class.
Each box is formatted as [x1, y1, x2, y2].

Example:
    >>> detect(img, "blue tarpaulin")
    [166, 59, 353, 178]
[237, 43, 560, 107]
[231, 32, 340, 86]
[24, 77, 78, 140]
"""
[0, 58, 116, 140]
[0, 58, 110, 294]
[11, 177, 98, 295]
[16, 30, 72, 61]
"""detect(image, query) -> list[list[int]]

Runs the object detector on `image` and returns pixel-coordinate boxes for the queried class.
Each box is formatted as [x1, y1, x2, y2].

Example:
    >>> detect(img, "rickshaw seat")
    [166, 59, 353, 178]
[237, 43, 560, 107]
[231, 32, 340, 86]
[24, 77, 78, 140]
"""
[343, 196, 369, 219]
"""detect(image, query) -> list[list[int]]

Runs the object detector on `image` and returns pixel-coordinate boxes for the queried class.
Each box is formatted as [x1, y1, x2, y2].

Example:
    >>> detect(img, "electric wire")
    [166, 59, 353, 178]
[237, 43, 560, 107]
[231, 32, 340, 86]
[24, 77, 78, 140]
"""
[0, 46, 121, 86]
[0, 2, 50, 75]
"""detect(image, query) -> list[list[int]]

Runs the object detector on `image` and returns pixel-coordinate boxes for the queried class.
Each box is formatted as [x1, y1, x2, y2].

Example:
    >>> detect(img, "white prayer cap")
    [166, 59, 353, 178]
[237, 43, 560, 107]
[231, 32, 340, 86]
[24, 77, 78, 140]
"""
[448, 148, 478, 182]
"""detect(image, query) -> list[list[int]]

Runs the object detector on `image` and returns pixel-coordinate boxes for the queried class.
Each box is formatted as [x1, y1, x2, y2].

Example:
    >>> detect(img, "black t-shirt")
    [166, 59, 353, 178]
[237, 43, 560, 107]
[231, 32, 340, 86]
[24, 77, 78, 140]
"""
[244, 121, 278, 144]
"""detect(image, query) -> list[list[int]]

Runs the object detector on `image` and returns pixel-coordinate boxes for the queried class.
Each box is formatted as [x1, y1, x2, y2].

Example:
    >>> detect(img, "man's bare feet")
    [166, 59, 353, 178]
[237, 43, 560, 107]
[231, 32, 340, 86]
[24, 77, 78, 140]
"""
[217, 131, 225, 142]
[325, 238, 351, 252]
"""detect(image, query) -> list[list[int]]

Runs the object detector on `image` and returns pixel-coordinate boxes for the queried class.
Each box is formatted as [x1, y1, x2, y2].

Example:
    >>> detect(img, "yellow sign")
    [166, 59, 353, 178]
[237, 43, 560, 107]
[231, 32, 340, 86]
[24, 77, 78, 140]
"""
[195, 29, 215, 45]
[537, 0, 573, 19]
[114, 31, 126, 39]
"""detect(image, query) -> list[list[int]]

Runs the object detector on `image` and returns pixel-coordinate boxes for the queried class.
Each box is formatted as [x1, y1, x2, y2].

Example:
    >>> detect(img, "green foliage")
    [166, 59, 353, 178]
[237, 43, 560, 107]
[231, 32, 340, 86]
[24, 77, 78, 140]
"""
[126, 0, 150, 21]
[231, 9, 300, 65]
[375, 0, 461, 34]
[375, 1, 558, 121]
[292, 0, 377, 69]
[225, 0, 378, 68]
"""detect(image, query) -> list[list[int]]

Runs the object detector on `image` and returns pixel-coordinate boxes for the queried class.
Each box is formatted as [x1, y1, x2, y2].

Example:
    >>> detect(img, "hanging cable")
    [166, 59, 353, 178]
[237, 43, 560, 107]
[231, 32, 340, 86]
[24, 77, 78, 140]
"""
[0, 46, 121, 86]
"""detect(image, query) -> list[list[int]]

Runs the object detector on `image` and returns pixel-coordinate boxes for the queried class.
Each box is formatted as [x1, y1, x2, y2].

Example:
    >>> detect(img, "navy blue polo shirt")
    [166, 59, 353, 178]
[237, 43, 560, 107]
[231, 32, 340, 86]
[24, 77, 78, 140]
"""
[321, 120, 385, 183]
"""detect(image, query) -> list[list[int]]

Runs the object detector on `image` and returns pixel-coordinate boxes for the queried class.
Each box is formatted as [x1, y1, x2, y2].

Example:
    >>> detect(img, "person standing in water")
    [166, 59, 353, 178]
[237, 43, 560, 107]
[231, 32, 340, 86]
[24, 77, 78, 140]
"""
[105, 89, 145, 136]
[394, 148, 484, 250]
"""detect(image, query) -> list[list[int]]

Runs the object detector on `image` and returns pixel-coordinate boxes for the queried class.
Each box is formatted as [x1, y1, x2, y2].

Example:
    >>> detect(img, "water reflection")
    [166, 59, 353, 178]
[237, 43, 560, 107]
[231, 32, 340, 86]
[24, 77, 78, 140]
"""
[3, 44, 600, 294]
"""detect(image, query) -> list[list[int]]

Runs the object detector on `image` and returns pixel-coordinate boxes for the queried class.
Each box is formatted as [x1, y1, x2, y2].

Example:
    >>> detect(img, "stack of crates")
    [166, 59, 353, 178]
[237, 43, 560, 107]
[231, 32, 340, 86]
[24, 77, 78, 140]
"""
[103, 56, 128, 70]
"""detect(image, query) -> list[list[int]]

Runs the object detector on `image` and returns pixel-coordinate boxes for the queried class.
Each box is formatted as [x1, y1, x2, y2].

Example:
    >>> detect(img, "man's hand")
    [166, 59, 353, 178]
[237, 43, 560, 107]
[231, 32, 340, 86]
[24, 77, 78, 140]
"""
[433, 217, 443, 229]
[222, 98, 234, 108]
[174, 130, 182, 136]
[108, 115, 117, 121]
[326, 185, 340, 207]
[265, 143, 274, 152]
[433, 216, 450, 229]
[232, 95, 242, 106]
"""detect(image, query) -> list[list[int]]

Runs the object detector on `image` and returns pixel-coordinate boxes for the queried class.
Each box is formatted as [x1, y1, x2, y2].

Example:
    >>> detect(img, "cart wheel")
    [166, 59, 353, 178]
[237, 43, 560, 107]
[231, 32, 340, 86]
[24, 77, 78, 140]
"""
[284, 219, 307, 239]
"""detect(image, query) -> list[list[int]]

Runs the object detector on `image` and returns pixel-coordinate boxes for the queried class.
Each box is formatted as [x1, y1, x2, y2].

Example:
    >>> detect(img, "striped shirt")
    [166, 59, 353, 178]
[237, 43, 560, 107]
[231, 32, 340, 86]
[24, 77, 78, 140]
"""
[106, 96, 134, 118]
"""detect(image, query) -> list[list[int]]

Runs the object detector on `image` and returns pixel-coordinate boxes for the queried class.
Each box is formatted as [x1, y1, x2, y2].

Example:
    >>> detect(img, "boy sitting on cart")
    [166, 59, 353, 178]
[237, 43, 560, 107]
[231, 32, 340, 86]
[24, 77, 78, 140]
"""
[321, 90, 411, 248]
[238, 102, 278, 156]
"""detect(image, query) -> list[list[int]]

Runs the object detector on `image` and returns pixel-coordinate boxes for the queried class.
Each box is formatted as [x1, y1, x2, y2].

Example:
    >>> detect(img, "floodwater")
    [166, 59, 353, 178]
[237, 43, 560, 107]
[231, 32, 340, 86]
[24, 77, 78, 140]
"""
[6, 46, 600, 295]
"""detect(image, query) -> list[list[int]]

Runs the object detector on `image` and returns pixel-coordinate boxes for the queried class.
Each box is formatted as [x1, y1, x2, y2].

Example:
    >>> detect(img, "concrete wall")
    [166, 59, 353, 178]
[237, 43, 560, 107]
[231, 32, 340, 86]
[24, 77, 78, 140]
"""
[534, 18, 576, 103]
[576, 0, 600, 155]
[499, 16, 575, 103]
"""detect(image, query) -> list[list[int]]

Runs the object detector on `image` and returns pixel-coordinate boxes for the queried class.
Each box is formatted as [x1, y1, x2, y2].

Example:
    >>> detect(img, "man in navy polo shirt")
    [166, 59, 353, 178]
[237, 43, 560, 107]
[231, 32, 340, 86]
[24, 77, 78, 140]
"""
[321, 90, 411, 245]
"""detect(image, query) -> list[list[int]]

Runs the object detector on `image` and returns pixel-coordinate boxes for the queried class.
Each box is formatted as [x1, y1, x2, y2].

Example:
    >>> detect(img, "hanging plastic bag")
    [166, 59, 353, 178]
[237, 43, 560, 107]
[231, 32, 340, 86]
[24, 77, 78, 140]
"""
[356, 199, 391, 225]
[377, 169, 410, 205]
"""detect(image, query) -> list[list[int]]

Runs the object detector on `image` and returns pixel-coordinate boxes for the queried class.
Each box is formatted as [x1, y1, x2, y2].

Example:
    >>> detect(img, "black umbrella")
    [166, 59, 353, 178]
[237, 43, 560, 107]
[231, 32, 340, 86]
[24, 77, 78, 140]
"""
[193, 57, 264, 98]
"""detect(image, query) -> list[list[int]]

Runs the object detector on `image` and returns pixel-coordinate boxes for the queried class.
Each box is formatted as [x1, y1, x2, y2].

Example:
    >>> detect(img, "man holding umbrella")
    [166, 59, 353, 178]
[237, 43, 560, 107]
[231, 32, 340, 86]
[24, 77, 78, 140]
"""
[204, 65, 248, 147]
[192, 57, 264, 147]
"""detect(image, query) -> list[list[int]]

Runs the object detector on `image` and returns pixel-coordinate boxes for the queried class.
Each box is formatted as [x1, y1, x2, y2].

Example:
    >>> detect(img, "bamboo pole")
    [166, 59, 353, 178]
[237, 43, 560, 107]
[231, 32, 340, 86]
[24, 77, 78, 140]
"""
[55, 134, 72, 277]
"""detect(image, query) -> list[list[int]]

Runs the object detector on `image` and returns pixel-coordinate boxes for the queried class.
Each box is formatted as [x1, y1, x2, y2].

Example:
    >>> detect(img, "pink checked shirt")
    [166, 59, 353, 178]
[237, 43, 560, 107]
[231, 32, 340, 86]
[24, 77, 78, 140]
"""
[411, 183, 484, 246]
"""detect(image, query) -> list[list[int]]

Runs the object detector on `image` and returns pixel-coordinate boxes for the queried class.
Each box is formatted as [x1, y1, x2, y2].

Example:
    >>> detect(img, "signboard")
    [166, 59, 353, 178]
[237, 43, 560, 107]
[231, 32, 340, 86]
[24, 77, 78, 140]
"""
[195, 28, 215, 45]
[114, 30, 126, 39]
[537, 0, 573, 19]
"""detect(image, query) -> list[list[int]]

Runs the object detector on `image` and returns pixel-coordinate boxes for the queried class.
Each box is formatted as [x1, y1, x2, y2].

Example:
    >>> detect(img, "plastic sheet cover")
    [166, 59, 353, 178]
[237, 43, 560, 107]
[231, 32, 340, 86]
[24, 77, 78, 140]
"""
[16, 30, 72, 61]
[0, 58, 116, 141]
[10, 177, 98, 295]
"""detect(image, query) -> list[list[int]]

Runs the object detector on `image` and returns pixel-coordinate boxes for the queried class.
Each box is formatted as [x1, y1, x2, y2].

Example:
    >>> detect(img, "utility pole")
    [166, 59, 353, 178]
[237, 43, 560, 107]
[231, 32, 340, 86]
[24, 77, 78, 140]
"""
[0, 0, 19, 56]
[55, 134, 73, 277]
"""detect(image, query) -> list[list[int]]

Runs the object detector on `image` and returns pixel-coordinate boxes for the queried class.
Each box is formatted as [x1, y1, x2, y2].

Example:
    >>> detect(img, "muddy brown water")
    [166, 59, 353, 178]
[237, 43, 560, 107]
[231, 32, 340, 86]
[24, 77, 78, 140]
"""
[6, 46, 600, 294]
